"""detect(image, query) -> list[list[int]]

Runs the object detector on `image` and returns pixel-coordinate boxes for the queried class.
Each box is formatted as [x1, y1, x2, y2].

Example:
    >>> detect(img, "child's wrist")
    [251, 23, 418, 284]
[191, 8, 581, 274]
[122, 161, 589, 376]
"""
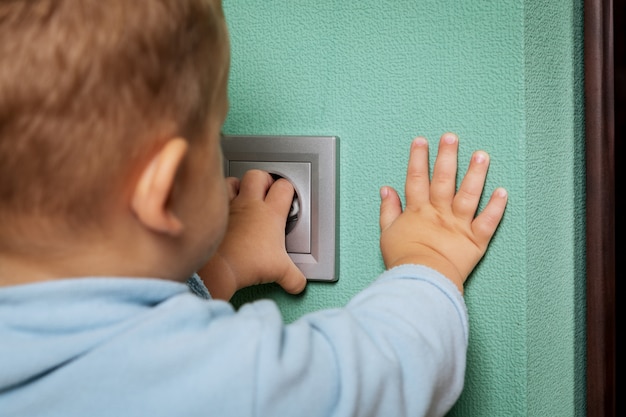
[197, 252, 239, 300]
[385, 255, 464, 294]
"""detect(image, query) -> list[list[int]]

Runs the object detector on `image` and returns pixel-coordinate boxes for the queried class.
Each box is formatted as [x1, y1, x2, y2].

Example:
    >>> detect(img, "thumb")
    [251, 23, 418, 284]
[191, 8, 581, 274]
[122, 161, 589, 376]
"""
[379, 186, 403, 231]
[275, 257, 307, 294]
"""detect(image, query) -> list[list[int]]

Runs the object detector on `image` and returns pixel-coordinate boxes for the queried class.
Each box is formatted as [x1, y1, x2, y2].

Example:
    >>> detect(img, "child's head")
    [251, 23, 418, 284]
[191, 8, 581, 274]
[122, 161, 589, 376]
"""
[0, 0, 231, 280]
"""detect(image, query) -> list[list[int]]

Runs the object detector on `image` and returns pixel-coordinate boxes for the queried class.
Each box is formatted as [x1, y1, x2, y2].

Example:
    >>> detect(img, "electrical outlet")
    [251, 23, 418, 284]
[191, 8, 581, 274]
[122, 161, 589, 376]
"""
[221, 135, 338, 282]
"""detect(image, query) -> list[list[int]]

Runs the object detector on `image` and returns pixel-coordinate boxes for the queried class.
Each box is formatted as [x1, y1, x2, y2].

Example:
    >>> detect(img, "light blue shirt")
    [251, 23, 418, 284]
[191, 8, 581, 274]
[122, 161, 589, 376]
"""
[0, 265, 468, 417]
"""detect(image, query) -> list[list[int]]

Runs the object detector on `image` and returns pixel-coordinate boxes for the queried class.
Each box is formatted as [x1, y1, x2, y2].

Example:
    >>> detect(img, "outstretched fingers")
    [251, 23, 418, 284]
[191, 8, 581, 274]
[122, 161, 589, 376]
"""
[379, 186, 403, 231]
[404, 137, 430, 209]
[430, 133, 459, 207]
[472, 187, 508, 245]
[379, 132, 508, 287]
[452, 148, 508, 246]
[452, 151, 490, 220]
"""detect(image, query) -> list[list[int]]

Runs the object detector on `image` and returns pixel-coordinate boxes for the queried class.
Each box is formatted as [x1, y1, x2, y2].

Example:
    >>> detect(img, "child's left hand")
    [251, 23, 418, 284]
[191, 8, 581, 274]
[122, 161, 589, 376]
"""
[198, 170, 307, 300]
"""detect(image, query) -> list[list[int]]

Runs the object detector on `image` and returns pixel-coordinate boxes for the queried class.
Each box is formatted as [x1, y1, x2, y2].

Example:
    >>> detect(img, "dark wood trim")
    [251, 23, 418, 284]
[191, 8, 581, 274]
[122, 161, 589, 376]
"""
[584, 0, 616, 415]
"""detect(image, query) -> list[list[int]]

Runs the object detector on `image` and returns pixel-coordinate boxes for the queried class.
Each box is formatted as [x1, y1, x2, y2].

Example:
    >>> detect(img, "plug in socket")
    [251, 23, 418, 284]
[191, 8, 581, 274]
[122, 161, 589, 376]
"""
[222, 135, 337, 282]
[228, 160, 311, 254]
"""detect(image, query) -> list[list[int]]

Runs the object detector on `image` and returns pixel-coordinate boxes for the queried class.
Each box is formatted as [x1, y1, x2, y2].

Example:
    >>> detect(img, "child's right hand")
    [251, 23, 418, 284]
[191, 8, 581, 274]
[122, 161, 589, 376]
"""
[379, 133, 507, 293]
[198, 169, 307, 300]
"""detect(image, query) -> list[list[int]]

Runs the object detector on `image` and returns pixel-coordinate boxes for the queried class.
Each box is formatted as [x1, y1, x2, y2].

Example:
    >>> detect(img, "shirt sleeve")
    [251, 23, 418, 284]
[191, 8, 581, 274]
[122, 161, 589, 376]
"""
[11, 267, 468, 417]
[233, 264, 469, 417]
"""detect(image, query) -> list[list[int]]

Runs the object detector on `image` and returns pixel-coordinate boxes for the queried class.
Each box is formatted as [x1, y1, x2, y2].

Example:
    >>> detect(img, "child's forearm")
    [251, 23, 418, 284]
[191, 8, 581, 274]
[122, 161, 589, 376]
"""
[197, 252, 239, 300]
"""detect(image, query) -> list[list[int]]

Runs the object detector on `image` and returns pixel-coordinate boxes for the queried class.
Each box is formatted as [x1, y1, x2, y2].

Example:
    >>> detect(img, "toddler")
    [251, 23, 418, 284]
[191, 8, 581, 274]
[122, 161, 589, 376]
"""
[0, 1, 508, 416]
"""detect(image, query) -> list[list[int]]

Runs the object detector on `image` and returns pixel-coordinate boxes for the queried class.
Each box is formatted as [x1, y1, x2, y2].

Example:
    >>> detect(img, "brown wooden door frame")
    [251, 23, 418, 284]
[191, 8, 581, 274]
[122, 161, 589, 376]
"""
[584, 0, 616, 415]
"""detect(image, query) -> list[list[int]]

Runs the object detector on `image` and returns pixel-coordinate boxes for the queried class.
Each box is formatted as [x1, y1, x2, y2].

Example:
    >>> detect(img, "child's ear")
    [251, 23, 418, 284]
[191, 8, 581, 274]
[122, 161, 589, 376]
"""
[131, 138, 189, 236]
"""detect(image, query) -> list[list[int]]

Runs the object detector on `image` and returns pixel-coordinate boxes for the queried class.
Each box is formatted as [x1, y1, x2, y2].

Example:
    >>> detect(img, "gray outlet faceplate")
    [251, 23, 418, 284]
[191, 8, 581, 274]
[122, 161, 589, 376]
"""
[221, 135, 338, 282]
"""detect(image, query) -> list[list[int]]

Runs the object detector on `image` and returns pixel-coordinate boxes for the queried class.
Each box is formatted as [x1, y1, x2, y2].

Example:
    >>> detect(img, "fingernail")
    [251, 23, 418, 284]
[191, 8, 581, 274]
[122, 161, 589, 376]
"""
[473, 151, 487, 163]
[380, 186, 389, 199]
[442, 133, 457, 144]
[412, 137, 427, 147]
[496, 187, 508, 198]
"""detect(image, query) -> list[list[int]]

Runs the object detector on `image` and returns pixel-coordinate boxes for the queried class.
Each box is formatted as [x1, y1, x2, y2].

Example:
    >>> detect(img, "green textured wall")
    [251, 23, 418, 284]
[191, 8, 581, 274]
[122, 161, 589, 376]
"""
[222, 0, 586, 415]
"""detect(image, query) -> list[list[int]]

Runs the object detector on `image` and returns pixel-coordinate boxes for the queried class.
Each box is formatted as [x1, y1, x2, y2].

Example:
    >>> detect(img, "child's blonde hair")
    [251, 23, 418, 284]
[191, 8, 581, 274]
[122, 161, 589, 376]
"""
[0, 0, 226, 234]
